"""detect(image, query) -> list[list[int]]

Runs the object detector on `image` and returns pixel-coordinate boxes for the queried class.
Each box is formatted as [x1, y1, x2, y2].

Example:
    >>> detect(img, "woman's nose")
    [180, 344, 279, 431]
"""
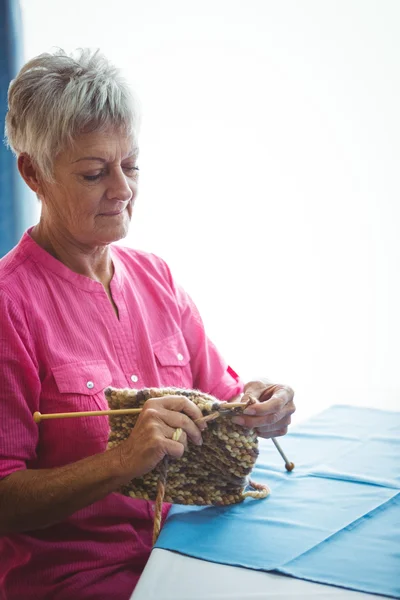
[106, 168, 134, 202]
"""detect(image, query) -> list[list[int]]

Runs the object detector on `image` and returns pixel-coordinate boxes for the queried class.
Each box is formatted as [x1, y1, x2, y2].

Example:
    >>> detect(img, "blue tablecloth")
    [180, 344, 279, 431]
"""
[156, 405, 400, 598]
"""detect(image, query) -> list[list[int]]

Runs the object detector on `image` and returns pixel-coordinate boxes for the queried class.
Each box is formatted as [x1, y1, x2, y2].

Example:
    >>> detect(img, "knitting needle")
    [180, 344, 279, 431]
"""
[271, 438, 295, 471]
[220, 405, 295, 471]
[33, 408, 142, 423]
[232, 393, 295, 471]
[34, 408, 294, 471]
[33, 405, 295, 468]
[33, 404, 295, 469]
[33, 402, 250, 424]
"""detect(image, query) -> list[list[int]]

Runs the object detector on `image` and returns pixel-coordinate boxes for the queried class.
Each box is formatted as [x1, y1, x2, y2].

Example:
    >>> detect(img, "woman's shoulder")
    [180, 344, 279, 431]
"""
[0, 237, 32, 298]
[0, 237, 28, 271]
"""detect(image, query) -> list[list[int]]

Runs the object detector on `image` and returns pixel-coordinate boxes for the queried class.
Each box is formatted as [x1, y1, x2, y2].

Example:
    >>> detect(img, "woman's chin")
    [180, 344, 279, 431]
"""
[89, 227, 127, 246]
[94, 213, 131, 244]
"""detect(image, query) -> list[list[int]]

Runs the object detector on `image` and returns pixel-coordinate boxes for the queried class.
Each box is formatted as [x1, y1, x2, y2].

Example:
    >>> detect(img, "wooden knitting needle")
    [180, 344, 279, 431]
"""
[271, 437, 295, 471]
[32, 402, 248, 423]
[33, 408, 142, 423]
[231, 394, 295, 471]
[33, 402, 294, 471]
[33, 407, 295, 471]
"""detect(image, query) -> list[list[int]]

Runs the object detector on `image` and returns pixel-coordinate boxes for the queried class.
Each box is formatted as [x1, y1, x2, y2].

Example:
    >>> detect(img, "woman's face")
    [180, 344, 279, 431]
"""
[39, 129, 139, 247]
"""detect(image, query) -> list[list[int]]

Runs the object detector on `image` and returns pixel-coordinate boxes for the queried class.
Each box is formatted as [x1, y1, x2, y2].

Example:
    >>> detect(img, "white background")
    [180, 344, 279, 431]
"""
[20, 0, 400, 423]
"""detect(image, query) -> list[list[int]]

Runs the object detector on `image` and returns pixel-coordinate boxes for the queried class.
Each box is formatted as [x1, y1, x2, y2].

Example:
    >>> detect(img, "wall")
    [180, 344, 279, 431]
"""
[20, 0, 400, 421]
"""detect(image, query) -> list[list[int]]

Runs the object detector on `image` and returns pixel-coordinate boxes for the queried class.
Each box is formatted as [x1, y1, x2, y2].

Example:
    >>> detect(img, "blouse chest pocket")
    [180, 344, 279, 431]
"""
[152, 331, 193, 388]
[52, 361, 111, 403]
[49, 360, 112, 440]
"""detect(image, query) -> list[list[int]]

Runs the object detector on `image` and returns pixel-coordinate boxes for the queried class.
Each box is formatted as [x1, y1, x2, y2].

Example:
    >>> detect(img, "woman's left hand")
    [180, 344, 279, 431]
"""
[231, 379, 295, 438]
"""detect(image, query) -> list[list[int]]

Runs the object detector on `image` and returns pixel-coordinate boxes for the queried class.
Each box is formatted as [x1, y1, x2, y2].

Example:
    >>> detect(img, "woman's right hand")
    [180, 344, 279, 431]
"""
[116, 395, 206, 481]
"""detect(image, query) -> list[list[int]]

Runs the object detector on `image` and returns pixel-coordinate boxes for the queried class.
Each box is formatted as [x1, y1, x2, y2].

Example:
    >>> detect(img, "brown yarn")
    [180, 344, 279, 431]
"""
[105, 387, 270, 544]
[152, 427, 182, 544]
[152, 455, 167, 544]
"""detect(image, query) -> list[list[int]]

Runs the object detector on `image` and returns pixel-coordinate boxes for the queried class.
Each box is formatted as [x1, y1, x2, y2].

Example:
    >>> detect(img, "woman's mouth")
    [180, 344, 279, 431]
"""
[98, 209, 125, 216]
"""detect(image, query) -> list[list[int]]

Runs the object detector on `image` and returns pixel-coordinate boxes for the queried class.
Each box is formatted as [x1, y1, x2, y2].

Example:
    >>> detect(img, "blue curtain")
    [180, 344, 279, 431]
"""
[0, 0, 36, 257]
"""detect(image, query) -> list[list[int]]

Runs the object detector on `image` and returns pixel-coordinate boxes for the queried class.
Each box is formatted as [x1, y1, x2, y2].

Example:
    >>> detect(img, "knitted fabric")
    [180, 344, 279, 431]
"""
[105, 387, 270, 506]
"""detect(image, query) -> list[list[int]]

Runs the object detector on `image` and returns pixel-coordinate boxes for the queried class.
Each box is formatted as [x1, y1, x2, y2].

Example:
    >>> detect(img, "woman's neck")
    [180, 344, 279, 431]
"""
[30, 220, 114, 287]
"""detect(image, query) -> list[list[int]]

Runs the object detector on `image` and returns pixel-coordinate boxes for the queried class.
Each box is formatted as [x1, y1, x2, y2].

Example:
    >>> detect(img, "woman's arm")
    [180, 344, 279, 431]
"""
[0, 446, 126, 534]
[0, 394, 204, 535]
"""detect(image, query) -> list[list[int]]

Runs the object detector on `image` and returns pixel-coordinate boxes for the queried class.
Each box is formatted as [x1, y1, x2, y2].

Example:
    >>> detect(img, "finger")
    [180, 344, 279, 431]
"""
[147, 395, 204, 426]
[156, 407, 203, 446]
[255, 387, 293, 413]
[242, 398, 282, 418]
[232, 409, 293, 429]
[242, 380, 272, 402]
[258, 383, 285, 402]
[259, 414, 292, 430]
[163, 437, 186, 460]
[256, 413, 292, 438]
[163, 424, 187, 449]
[256, 425, 289, 439]
[260, 385, 294, 405]
[243, 389, 295, 416]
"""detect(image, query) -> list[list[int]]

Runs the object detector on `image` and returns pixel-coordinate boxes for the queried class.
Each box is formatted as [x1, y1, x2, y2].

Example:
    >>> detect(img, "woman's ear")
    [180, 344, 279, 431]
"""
[17, 153, 45, 196]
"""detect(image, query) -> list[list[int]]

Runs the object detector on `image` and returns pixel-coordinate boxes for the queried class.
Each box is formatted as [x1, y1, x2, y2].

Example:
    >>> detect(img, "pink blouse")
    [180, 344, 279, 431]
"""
[0, 230, 243, 600]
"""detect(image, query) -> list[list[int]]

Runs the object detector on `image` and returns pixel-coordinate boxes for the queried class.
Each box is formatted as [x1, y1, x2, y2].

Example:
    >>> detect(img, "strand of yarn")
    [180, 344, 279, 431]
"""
[193, 396, 257, 426]
[152, 427, 183, 545]
[242, 479, 270, 500]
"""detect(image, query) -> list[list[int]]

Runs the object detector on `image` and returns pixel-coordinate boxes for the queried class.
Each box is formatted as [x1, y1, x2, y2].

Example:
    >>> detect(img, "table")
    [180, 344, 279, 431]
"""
[131, 549, 391, 599]
[131, 405, 400, 599]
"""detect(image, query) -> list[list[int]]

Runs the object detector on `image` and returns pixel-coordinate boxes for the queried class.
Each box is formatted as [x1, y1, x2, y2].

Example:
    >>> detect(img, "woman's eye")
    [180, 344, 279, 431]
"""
[123, 166, 139, 175]
[81, 166, 139, 181]
[82, 172, 103, 181]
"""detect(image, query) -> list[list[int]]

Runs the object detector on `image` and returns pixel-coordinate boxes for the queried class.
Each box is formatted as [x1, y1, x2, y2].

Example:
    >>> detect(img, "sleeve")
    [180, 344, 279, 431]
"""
[0, 291, 41, 479]
[158, 258, 245, 401]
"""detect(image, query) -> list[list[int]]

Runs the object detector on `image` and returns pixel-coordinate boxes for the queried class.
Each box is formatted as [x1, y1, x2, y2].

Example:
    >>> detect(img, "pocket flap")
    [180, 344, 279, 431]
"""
[153, 332, 190, 367]
[52, 361, 112, 395]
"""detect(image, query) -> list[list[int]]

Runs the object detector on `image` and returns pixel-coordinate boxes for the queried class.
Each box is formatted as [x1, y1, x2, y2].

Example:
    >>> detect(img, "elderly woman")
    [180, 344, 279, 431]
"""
[0, 49, 295, 600]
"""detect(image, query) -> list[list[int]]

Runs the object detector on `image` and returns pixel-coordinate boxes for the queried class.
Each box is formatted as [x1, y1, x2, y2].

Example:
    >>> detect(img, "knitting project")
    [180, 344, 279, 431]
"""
[105, 386, 270, 543]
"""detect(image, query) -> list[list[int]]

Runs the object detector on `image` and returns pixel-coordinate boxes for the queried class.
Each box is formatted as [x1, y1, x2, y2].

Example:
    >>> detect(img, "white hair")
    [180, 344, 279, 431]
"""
[5, 48, 140, 180]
